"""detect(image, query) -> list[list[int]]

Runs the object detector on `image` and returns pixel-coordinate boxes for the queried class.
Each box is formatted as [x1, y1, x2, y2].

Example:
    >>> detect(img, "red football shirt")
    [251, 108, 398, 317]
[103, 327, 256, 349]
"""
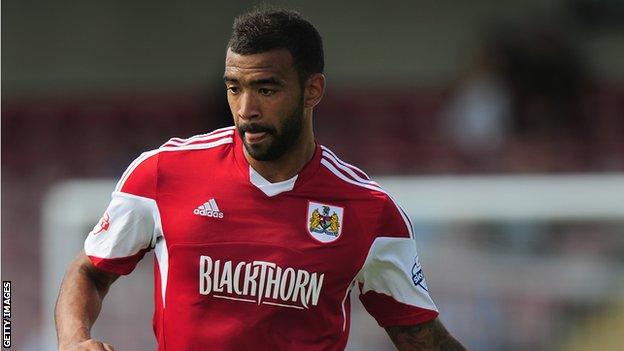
[85, 126, 438, 350]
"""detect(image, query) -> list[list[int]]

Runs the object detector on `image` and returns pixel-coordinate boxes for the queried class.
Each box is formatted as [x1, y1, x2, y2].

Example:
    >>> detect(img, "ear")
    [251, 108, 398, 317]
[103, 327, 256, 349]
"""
[303, 73, 325, 109]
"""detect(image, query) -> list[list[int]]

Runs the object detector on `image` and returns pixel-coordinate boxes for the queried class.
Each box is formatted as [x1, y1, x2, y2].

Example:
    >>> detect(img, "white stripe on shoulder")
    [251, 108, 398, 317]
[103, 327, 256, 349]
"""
[115, 150, 158, 192]
[320, 158, 384, 193]
[160, 129, 219, 147]
[388, 194, 415, 239]
[159, 135, 233, 151]
[167, 137, 185, 144]
[162, 127, 235, 147]
[320, 158, 414, 238]
[320, 146, 372, 180]
[115, 136, 233, 191]
[321, 152, 380, 187]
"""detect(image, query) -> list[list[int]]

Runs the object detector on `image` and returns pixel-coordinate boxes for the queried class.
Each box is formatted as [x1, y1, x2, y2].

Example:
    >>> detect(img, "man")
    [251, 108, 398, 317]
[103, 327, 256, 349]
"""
[55, 9, 467, 351]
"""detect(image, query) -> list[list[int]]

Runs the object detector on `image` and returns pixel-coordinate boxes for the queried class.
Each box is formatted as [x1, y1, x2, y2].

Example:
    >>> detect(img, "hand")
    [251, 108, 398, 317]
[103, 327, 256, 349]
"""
[385, 318, 467, 350]
[61, 339, 116, 351]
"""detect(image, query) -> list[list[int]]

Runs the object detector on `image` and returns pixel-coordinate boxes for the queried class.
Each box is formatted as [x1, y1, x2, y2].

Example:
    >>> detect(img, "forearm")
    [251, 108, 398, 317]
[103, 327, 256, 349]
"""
[386, 318, 467, 351]
[54, 254, 114, 349]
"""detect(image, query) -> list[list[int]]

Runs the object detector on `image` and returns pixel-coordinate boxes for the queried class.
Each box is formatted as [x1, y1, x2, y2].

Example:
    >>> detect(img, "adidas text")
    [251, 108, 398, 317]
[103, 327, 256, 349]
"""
[194, 208, 224, 218]
[194, 199, 224, 218]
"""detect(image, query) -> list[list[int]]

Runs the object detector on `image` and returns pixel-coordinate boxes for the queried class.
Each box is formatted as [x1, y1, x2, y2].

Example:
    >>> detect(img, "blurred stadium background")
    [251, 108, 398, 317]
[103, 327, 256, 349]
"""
[2, 0, 624, 350]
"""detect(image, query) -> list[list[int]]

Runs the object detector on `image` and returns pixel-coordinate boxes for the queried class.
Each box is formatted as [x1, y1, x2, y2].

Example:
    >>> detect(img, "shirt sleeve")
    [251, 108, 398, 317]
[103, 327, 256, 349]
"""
[84, 151, 162, 275]
[356, 195, 438, 327]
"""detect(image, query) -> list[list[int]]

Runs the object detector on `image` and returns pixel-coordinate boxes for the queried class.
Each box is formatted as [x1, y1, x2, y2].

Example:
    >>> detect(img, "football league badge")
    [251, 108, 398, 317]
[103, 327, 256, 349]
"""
[411, 259, 429, 291]
[307, 201, 344, 243]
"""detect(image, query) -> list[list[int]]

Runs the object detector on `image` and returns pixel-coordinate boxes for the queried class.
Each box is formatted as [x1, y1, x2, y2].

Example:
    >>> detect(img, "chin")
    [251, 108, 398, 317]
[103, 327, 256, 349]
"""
[245, 142, 272, 161]
[247, 144, 287, 162]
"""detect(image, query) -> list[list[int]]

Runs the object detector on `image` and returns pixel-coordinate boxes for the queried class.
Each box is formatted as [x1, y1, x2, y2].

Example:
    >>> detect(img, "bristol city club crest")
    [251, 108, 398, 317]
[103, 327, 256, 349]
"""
[306, 202, 344, 243]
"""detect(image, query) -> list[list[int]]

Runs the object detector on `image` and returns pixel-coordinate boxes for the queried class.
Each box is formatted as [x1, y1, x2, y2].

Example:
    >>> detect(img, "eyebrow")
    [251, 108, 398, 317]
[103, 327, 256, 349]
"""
[223, 76, 285, 87]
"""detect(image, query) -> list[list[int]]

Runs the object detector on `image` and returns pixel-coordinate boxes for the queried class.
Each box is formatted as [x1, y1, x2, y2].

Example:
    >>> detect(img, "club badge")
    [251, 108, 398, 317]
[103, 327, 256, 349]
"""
[306, 202, 344, 243]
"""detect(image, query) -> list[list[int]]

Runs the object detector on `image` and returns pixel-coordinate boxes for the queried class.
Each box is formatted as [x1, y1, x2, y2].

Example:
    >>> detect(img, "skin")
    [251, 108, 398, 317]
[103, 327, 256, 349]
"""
[55, 48, 467, 351]
[224, 48, 324, 182]
[386, 318, 468, 351]
[55, 252, 119, 351]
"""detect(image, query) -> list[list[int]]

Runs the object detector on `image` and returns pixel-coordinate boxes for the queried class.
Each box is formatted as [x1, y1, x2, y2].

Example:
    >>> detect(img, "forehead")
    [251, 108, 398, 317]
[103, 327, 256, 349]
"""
[224, 48, 296, 80]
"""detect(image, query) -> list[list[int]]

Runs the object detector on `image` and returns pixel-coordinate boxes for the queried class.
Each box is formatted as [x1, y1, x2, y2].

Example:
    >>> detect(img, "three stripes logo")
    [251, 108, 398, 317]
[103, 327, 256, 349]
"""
[193, 199, 224, 219]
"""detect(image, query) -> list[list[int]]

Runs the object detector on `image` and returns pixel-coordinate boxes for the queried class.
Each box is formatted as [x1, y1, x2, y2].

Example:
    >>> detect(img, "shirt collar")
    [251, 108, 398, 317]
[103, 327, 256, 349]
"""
[233, 128, 321, 197]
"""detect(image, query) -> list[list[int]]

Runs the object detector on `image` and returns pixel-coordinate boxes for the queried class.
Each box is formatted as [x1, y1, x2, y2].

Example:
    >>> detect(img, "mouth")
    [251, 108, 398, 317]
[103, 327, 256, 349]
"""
[244, 131, 269, 144]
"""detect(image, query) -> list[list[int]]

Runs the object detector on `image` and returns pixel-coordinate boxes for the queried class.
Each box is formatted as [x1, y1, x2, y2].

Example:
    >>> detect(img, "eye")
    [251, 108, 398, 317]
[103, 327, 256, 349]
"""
[258, 88, 275, 96]
[227, 86, 240, 95]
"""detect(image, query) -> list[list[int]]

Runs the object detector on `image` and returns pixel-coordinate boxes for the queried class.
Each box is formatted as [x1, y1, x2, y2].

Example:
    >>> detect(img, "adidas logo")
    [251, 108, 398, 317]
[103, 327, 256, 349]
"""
[193, 199, 224, 219]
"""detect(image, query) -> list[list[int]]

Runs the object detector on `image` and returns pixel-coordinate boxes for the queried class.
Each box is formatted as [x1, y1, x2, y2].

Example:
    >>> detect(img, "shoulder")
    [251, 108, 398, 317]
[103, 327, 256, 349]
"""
[318, 145, 413, 239]
[318, 145, 383, 196]
[115, 126, 236, 197]
[158, 126, 236, 150]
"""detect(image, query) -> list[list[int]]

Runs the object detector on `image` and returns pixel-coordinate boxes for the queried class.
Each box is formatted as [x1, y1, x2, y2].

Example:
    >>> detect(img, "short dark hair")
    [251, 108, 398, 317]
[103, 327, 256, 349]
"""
[228, 9, 324, 83]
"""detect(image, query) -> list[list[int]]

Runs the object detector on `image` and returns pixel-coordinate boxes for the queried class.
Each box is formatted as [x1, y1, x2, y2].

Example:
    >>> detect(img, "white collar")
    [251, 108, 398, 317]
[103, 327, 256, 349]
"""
[249, 166, 298, 197]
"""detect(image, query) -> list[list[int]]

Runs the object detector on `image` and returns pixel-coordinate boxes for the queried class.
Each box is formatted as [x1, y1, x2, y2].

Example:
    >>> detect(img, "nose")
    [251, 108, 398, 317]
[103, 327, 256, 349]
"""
[237, 92, 261, 120]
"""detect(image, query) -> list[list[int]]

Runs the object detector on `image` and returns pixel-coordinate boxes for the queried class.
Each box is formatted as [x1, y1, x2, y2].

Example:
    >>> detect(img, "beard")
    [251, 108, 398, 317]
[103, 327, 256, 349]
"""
[237, 98, 305, 162]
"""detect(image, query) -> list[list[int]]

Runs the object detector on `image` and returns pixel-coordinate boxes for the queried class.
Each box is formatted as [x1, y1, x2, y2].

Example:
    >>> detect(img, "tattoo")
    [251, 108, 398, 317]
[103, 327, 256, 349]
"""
[385, 318, 467, 351]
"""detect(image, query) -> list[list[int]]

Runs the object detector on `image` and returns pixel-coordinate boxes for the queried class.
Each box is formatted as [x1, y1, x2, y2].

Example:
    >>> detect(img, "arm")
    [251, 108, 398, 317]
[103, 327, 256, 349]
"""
[55, 251, 120, 351]
[385, 318, 467, 351]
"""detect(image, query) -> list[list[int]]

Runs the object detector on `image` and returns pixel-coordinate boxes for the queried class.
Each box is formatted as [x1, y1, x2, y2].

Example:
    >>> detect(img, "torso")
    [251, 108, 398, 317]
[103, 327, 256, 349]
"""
[152, 128, 385, 350]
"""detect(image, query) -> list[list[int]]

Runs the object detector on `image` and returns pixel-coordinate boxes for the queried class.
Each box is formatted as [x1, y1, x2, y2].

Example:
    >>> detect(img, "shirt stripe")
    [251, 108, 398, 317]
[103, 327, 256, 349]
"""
[161, 128, 235, 147]
[320, 157, 414, 238]
[115, 136, 233, 192]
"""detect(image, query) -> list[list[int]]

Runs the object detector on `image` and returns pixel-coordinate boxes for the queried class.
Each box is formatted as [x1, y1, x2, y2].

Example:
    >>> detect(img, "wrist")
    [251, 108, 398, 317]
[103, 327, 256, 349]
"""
[59, 326, 91, 350]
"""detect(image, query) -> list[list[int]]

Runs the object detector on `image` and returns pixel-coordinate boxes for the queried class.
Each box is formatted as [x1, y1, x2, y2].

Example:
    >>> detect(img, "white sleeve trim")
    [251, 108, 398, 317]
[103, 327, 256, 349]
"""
[154, 235, 169, 307]
[356, 236, 437, 312]
[84, 191, 163, 259]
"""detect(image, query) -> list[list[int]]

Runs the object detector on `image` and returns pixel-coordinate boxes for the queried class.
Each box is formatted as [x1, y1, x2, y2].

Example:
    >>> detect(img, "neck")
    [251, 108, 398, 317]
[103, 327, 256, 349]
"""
[244, 120, 315, 183]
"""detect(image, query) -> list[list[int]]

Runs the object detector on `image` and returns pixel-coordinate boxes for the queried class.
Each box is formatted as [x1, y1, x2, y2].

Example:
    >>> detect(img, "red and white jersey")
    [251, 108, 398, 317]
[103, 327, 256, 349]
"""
[85, 126, 438, 350]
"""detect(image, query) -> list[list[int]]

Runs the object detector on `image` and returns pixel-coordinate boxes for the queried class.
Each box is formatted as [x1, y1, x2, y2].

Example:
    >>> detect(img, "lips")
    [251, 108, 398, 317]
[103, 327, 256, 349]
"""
[239, 123, 275, 144]
[245, 131, 268, 143]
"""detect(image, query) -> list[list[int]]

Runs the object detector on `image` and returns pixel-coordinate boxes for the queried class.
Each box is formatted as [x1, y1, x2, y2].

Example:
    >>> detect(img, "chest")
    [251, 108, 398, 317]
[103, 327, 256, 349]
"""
[155, 173, 372, 288]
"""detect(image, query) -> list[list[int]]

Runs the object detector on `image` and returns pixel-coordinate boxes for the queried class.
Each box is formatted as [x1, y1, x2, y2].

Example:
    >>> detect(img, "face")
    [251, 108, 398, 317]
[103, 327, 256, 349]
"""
[224, 48, 305, 161]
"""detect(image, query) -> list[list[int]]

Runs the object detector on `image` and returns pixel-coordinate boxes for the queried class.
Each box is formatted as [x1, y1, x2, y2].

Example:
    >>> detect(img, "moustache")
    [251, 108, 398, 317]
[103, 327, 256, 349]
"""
[238, 123, 277, 135]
